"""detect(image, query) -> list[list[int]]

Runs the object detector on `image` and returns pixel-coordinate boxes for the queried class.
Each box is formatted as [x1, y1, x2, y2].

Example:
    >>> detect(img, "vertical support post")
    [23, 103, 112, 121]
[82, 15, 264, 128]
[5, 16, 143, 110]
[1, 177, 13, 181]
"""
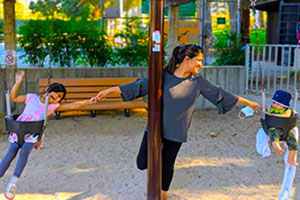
[262, 90, 265, 113]
[148, 0, 164, 199]
[237, 0, 241, 38]
[167, 5, 178, 60]
[244, 44, 250, 94]
[4, 0, 17, 112]
[43, 93, 49, 126]
[5, 90, 11, 118]
[293, 89, 298, 113]
[197, 0, 204, 48]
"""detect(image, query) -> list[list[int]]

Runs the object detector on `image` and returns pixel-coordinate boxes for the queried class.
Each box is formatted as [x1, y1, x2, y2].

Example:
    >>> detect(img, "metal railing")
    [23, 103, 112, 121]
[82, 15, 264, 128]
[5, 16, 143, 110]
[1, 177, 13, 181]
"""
[245, 44, 300, 96]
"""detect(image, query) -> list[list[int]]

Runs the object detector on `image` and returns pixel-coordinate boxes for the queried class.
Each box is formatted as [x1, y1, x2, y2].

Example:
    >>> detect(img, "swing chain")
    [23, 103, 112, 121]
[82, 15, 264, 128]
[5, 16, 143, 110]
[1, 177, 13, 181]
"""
[47, 66, 53, 87]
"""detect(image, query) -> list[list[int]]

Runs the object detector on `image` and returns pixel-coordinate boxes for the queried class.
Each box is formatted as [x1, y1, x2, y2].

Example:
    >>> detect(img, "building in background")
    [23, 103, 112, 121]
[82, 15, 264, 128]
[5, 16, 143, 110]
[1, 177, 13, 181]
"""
[255, 0, 300, 45]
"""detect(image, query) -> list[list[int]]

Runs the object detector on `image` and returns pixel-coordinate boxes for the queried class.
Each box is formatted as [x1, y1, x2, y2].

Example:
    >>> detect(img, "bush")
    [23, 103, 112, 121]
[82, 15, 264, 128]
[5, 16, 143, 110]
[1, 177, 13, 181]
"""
[18, 19, 112, 67]
[18, 20, 51, 67]
[112, 17, 149, 67]
[213, 31, 245, 66]
[72, 19, 112, 67]
[250, 29, 266, 45]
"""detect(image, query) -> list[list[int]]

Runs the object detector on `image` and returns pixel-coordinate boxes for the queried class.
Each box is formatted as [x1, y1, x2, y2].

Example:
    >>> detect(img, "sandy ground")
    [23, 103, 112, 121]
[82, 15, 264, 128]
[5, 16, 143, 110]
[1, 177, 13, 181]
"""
[0, 107, 299, 200]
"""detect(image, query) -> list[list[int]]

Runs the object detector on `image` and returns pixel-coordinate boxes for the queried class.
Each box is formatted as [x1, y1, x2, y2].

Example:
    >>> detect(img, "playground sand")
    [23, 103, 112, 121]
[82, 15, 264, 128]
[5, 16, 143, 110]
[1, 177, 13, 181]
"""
[0, 108, 299, 200]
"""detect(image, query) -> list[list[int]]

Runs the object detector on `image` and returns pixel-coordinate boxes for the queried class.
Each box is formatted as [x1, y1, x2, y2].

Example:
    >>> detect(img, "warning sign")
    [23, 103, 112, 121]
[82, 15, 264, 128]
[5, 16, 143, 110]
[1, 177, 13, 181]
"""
[5, 50, 16, 66]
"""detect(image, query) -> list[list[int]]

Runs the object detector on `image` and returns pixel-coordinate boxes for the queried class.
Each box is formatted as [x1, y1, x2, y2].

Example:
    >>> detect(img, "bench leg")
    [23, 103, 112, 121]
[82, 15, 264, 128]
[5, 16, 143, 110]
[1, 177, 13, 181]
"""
[124, 109, 130, 117]
[55, 111, 61, 120]
[91, 110, 96, 118]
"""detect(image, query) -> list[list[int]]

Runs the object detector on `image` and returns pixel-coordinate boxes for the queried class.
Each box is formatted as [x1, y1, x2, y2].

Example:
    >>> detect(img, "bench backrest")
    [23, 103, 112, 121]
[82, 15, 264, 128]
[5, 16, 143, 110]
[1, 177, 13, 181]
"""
[39, 78, 138, 103]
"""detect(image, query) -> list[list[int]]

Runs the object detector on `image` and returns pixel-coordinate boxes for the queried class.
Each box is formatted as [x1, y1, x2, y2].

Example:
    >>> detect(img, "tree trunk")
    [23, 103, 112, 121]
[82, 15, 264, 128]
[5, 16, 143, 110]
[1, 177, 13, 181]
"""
[241, 0, 250, 45]
[4, 0, 17, 99]
[228, 1, 237, 32]
[167, 6, 178, 60]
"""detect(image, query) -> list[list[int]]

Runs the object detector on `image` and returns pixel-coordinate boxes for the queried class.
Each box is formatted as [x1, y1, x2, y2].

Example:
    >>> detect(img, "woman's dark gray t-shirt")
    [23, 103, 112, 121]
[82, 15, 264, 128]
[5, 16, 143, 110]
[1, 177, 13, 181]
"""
[119, 71, 238, 143]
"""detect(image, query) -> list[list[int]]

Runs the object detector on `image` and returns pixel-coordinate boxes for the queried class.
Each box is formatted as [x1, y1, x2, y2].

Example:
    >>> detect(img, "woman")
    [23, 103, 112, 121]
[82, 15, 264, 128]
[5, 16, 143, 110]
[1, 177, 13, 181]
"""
[91, 44, 261, 199]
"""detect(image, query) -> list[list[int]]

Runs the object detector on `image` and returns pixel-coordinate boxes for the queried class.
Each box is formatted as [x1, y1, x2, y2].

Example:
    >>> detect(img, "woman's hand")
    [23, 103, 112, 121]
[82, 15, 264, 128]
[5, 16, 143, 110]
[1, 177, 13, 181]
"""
[247, 101, 262, 112]
[15, 70, 25, 83]
[237, 97, 262, 112]
[90, 89, 111, 103]
[90, 87, 121, 103]
[90, 91, 107, 103]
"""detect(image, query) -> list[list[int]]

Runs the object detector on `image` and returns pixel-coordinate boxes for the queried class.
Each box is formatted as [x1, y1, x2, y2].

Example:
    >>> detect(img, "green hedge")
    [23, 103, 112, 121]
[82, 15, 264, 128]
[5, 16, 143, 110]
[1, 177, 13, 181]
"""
[18, 18, 150, 67]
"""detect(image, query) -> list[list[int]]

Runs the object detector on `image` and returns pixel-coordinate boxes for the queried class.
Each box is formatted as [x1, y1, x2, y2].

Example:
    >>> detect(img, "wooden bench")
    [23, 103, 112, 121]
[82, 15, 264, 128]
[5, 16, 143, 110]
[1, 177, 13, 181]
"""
[39, 78, 148, 119]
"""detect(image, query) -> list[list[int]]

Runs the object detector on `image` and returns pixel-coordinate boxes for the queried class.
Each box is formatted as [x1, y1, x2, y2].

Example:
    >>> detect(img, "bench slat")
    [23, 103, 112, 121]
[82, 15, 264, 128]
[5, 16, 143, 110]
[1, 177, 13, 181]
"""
[39, 78, 137, 87]
[40, 92, 122, 98]
[64, 93, 121, 98]
[61, 97, 144, 103]
[39, 87, 112, 93]
[56, 101, 148, 111]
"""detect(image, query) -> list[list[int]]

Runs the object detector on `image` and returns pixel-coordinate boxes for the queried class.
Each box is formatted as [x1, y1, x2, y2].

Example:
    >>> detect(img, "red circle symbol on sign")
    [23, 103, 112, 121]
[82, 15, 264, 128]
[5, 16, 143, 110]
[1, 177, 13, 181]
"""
[5, 54, 15, 65]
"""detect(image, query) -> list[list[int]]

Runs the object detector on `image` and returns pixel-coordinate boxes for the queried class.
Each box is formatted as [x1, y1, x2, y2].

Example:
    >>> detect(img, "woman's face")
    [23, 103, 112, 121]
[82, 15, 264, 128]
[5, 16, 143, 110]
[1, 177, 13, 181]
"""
[185, 52, 203, 74]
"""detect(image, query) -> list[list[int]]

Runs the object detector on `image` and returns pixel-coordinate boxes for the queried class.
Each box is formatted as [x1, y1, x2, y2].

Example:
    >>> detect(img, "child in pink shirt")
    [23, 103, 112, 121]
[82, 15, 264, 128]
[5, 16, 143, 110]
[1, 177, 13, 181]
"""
[0, 71, 91, 200]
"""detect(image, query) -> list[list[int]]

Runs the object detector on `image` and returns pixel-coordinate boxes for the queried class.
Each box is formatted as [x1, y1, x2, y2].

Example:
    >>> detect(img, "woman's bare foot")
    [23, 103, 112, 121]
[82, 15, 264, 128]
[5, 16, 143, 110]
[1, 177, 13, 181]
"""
[288, 150, 299, 166]
[272, 141, 285, 155]
[162, 191, 168, 200]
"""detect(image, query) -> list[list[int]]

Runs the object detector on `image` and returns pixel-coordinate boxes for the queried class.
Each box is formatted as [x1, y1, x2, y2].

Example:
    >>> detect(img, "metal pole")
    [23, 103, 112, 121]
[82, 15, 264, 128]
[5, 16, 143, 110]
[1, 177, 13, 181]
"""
[262, 90, 265, 113]
[294, 89, 298, 113]
[148, 0, 164, 199]
[5, 90, 12, 118]
[43, 93, 50, 126]
[237, 0, 241, 38]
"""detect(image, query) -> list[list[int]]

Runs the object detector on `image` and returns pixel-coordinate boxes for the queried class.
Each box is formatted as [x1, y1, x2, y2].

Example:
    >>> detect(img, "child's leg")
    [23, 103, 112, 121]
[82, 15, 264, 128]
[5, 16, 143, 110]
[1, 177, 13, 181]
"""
[13, 142, 34, 177]
[136, 131, 148, 170]
[5, 143, 34, 199]
[288, 151, 298, 166]
[286, 131, 298, 166]
[269, 128, 285, 154]
[0, 143, 19, 177]
[161, 139, 182, 198]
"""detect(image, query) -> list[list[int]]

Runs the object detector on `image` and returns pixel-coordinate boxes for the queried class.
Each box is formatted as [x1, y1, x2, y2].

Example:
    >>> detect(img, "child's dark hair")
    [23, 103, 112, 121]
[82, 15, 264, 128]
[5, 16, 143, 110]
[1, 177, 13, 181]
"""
[164, 44, 203, 74]
[46, 83, 66, 102]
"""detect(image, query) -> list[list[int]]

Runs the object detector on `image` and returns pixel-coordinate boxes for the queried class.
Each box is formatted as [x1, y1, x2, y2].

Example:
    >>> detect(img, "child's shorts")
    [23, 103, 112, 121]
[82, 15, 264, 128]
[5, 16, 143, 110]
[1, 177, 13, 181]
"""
[268, 127, 298, 150]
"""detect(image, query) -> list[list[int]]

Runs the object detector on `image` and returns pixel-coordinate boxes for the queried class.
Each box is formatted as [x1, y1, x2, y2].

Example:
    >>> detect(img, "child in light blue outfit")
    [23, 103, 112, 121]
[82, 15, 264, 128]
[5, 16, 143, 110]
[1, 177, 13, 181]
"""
[267, 90, 298, 166]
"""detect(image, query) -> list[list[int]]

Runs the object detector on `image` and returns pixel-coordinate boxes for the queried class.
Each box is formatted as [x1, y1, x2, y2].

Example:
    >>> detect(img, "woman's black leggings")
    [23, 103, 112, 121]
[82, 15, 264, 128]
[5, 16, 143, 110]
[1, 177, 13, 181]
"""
[136, 131, 182, 191]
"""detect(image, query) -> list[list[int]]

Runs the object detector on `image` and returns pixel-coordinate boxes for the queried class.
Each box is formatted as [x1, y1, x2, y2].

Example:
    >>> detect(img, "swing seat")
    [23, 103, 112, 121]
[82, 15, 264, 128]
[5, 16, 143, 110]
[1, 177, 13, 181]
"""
[261, 113, 298, 141]
[5, 115, 45, 147]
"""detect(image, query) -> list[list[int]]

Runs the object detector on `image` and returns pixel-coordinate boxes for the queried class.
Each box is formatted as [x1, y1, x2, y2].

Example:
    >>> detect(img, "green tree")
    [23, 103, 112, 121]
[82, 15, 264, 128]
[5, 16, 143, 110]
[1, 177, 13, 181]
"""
[213, 31, 245, 66]
[18, 20, 51, 67]
[113, 17, 149, 67]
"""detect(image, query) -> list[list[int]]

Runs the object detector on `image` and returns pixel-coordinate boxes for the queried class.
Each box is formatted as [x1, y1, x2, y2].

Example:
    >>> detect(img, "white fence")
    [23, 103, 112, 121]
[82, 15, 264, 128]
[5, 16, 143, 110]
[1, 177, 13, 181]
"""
[245, 44, 300, 96]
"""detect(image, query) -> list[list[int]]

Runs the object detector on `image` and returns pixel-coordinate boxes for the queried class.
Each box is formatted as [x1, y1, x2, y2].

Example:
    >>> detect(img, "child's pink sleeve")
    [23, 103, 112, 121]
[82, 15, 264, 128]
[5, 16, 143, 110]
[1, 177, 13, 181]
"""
[25, 93, 35, 104]
[47, 103, 60, 116]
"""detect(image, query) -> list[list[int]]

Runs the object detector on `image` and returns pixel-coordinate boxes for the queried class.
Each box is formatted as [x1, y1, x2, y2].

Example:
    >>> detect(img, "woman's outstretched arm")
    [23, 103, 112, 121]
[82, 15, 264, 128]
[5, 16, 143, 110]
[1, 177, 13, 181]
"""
[91, 78, 148, 103]
[237, 96, 262, 112]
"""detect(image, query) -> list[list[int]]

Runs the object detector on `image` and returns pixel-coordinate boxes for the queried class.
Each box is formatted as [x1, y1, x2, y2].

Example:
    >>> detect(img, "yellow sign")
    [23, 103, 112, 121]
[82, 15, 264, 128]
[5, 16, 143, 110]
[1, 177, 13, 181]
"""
[164, 20, 199, 43]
